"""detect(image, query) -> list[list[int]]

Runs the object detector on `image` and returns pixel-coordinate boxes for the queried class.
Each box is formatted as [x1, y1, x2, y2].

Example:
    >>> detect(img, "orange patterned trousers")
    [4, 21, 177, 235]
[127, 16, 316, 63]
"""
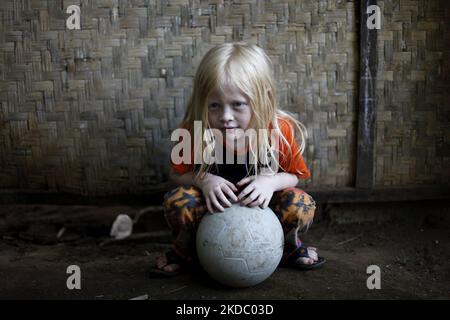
[163, 185, 316, 264]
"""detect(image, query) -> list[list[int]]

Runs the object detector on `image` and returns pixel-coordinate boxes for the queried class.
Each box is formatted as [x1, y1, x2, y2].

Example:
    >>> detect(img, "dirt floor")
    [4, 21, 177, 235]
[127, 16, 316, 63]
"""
[0, 200, 449, 300]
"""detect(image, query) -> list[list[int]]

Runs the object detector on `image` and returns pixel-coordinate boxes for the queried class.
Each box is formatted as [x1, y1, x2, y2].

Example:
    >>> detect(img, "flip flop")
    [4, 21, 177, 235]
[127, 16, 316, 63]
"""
[284, 245, 326, 270]
[293, 256, 326, 270]
[148, 250, 183, 278]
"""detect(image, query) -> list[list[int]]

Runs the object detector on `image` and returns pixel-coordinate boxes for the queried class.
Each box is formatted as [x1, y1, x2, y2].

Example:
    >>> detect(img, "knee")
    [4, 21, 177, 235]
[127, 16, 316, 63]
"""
[163, 185, 203, 210]
[281, 188, 316, 214]
[163, 185, 205, 230]
[277, 187, 316, 217]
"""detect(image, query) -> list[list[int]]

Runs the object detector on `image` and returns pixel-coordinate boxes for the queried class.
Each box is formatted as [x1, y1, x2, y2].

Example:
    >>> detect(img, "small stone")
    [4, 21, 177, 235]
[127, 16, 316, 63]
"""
[110, 214, 133, 240]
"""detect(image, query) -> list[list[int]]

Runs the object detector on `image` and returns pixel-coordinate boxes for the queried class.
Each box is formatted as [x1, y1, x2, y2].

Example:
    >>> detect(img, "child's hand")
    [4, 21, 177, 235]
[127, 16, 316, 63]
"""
[236, 175, 276, 208]
[198, 173, 238, 213]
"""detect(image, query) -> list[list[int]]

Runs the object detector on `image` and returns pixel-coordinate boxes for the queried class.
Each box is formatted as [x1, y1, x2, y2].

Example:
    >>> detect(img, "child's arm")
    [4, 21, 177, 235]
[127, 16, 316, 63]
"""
[261, 172, 299, 191]
[169, 170, 200, 187]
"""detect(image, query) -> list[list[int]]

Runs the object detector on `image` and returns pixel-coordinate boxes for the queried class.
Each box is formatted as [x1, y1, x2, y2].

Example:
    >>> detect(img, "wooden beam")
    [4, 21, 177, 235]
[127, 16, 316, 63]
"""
[356, 0, 378, 189]
[308, 186, 450, 204]
[1, 185, 449, 206]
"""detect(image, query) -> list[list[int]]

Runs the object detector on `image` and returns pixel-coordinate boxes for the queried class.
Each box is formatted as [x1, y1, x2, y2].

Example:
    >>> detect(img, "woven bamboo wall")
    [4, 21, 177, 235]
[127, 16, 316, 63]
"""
[0, 0, 447, 196]
[0, 0, 358, 195]
[375, 0, 450, 186]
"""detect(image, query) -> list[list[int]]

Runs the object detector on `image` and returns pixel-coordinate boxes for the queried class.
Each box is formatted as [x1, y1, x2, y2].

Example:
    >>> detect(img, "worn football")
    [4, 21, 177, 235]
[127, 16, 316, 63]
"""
[196, 204, 284, 287]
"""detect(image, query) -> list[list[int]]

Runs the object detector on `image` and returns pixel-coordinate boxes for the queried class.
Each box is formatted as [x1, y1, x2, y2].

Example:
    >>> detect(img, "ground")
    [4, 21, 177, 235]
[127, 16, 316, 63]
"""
[0, 200, 449, 300]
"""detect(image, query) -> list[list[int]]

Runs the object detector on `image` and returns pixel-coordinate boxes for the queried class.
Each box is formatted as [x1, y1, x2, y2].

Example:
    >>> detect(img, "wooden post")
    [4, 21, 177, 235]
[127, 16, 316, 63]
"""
[356, 0, 378, 189]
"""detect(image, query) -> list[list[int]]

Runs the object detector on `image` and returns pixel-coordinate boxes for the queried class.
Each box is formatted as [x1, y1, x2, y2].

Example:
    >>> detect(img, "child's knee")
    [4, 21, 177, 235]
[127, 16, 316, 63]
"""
[163, 185, 206, 234]
[275, 187, 316, 226]
[163, 185, 203, 210]
[281, 187, 315, 208]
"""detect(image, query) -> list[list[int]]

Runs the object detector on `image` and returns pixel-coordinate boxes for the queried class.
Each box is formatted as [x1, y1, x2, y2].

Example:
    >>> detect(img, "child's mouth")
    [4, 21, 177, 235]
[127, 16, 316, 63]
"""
[221, 128, 235, 135]
[222, 126, 239, 131]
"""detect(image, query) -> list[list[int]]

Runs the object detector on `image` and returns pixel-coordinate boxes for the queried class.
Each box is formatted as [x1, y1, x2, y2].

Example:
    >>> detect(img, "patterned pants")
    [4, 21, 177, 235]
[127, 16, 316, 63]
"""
[163, 185, 316, 264]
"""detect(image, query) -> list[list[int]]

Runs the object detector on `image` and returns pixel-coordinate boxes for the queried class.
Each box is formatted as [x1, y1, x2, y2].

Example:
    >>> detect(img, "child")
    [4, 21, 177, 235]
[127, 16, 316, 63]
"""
[151, 42, 325, 276]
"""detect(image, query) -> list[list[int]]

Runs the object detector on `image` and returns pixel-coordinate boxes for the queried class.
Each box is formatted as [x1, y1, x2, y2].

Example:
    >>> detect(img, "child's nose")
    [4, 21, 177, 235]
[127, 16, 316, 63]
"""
[220, 105, 234, 122]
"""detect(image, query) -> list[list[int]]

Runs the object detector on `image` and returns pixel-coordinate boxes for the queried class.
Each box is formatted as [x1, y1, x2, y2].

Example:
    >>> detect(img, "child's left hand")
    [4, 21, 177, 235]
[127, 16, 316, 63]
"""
[236, 175, 276, 208]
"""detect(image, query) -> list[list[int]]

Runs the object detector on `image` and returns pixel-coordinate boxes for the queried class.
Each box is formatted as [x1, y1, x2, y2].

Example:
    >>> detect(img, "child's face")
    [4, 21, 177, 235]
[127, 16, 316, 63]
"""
[207, 86, 252, 140]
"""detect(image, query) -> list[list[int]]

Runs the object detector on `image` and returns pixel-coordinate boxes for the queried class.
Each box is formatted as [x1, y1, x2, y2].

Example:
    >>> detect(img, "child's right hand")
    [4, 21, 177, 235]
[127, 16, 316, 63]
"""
[198, 173, 238, 213]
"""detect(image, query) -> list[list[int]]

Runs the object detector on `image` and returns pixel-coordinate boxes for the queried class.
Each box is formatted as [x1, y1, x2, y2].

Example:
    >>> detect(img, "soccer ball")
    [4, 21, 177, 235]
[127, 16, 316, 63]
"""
[196, 204, 284, 288]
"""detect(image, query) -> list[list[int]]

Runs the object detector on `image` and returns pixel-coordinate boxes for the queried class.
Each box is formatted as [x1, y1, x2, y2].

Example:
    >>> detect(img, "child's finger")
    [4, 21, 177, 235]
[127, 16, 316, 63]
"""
[222, 185, 238, 202]
[240, 191, 260, 206]
[236, 176, 252, 186]
[259, 197, 270, 209]
[249, 196, 263, 207]
[205, 197, 213, 213]
[210, 193, 224, 212]
[237, 183, 255, 200]
[248, 193, 264, 207]
[216, 189, 232, 208]
[224, 180, 238, 192]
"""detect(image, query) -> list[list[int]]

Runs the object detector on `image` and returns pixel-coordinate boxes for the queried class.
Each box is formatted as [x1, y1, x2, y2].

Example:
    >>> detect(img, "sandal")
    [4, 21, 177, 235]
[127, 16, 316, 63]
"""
[148, 250, 184, 278]
[283, 245, 326, 270]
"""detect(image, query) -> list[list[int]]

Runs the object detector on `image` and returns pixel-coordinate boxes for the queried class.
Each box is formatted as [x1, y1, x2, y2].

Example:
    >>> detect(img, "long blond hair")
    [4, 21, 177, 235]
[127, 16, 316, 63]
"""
[182, 42, 307, 178]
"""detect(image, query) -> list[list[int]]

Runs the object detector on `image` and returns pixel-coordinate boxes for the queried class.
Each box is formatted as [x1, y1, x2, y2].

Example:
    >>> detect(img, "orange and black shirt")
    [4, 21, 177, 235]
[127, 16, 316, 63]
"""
[171, 117, 311, 184]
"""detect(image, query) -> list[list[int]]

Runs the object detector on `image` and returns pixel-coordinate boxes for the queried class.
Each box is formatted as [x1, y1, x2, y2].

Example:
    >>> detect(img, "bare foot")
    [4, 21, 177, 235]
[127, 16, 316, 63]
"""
[155, 252, 181, 273]
[295, 247, 319, 265]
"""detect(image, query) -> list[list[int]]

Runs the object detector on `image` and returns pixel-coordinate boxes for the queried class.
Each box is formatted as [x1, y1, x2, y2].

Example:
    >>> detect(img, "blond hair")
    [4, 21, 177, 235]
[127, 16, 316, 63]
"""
[182, 42, 307, 177]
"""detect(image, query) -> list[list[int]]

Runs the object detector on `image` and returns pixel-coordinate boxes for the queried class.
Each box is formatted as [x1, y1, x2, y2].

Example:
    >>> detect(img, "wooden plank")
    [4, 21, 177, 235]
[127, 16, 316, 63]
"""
[1, 185, 449, 206]
[356, 0, 378, 189]
[308, 186, 450, 204]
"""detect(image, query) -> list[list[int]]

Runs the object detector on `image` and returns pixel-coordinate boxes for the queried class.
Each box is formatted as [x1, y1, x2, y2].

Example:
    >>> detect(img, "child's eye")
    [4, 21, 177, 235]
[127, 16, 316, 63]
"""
[233, 102, 245, 108]
[208, 103, 220, 110]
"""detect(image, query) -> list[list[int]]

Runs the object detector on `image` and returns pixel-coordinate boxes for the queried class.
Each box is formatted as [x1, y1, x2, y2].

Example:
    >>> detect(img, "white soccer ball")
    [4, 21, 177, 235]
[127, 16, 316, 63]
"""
[196, 204, 284, 288]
